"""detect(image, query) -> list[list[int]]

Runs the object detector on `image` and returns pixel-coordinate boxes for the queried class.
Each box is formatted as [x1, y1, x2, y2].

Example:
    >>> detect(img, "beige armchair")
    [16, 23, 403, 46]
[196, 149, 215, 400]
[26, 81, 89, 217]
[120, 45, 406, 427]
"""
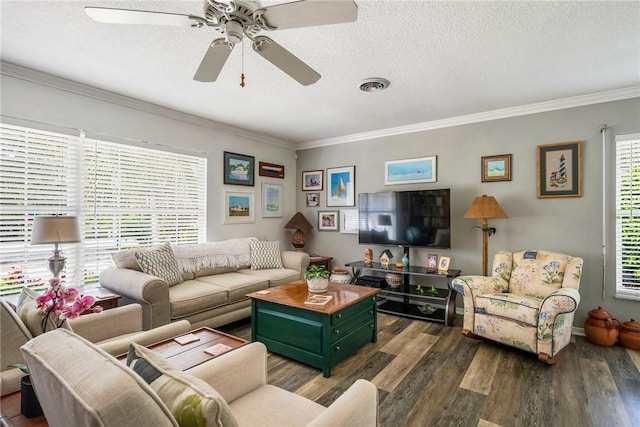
[0, 300, 190, 396]
[21, 329, 378, 426]
[452, 250, 583, 364]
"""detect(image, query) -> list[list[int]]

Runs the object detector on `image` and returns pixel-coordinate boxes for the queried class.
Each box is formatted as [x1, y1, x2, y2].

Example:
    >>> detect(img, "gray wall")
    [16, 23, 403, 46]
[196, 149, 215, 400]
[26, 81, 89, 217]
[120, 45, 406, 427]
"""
[0, 72, 298, 247]
[295, 98, 640, 326]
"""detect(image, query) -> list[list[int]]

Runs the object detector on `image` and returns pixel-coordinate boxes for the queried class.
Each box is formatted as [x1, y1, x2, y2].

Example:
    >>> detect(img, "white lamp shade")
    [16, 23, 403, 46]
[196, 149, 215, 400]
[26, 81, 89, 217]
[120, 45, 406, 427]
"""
[31, 216, 81, 245]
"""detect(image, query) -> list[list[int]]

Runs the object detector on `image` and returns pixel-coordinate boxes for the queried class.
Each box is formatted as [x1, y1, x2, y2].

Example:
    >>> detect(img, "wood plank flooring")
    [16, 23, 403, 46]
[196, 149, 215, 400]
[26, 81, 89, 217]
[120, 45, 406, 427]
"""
[219, 313, 640, 427]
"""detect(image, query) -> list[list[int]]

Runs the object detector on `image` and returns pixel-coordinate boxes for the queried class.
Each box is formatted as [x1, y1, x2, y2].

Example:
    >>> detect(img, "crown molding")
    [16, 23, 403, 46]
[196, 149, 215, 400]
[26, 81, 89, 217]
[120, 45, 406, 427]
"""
[299, 86, 640, 150]
[0, 61, 296, 150]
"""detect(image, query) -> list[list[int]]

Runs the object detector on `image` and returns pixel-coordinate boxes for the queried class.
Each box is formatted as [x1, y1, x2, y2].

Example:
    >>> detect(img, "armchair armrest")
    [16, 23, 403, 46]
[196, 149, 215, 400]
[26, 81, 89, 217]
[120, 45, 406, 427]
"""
[281, 251, 310, 275]
[67, 304, 144, 342]
[452, 275, 509, 299]
[539, 288, 580, 319]
[185, 342, 267, 404]
[100, 267, 170, 329]
[307, 379, 378, 427]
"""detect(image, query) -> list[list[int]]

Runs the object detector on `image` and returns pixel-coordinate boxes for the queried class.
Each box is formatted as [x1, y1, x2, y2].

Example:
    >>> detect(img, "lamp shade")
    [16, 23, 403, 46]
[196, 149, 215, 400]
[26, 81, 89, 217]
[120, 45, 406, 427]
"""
[31, 216, 81, 245]
[463, 195, 508, 220]
[284, 212, 313, 231]
[378, 214, 392, 226]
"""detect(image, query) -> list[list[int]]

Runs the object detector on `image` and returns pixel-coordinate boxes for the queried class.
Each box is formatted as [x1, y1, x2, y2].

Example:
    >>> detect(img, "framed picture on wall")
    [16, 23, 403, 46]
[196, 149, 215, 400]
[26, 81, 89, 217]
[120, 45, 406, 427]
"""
[223, 191, 254, 223]
[385, 156, 436, 185]
[481, 154, 512, 182]
[261, 182, 283, 218]
[258, 161, 284, 179]
[318, 211, 339, 231]
[537, 141, 582, 198]
[305, 192, 320, 207]
[302, 170, 323, 191]
[339, 209, 358, 234]
[326, 166, 355, 207]
[224, 152, 255, 186]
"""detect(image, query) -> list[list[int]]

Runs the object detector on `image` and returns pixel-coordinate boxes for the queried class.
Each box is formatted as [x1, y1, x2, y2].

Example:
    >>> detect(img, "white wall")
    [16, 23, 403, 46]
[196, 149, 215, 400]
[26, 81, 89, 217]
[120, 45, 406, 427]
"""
[295, 98, 640, 326]
[0, 73, 298, 247]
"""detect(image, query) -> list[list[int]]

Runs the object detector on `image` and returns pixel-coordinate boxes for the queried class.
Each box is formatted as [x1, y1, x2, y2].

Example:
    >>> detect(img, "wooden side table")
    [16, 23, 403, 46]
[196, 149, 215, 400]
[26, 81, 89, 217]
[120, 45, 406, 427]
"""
[83, 287, 121, 313]
[309, 256, 333, 272]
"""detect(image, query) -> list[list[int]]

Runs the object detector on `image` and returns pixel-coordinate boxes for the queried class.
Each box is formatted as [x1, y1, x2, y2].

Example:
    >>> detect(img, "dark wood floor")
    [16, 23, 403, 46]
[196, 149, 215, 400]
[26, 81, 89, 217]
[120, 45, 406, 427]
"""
[219, 313, 640, 427]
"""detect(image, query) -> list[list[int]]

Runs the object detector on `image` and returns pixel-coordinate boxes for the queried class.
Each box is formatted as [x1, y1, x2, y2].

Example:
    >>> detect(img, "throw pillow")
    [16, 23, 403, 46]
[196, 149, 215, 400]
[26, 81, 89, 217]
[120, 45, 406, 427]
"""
[127, 343, 238, 427]
[16, 287, 53, 337]
[250, 240, 283, 270]
[111, 249, 142, 271]
[135, 242, 184, 286]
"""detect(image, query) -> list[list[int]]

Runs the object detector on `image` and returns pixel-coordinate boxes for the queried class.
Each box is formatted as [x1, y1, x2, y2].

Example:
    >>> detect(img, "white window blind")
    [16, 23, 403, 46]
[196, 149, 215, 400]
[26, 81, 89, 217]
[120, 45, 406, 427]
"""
[0, 123, 206, 295]
[615, 133, 640, 299]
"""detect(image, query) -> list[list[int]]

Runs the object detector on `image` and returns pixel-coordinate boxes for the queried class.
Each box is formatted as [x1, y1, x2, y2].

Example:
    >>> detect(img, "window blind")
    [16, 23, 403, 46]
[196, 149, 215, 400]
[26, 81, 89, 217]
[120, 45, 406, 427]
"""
[0, 123, 206, 295]
[615, 133, 640, 298]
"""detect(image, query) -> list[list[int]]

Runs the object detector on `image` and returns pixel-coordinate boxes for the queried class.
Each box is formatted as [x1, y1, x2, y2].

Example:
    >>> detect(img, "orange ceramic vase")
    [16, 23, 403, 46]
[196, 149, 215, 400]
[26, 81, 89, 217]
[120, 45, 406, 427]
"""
[584, 306, 619, 347]
[619, 319, 640, 351]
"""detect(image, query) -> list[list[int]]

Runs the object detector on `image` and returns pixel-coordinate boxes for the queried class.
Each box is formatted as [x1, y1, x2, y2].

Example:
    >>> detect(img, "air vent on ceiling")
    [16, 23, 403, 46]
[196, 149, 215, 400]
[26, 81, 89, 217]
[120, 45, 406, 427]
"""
[359, 78, 390, 92]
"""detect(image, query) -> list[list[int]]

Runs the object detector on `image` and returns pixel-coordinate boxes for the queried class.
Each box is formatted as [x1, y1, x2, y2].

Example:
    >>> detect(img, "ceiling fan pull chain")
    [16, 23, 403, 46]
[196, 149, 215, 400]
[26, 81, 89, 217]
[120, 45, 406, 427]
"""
[240, 40, 246, 88]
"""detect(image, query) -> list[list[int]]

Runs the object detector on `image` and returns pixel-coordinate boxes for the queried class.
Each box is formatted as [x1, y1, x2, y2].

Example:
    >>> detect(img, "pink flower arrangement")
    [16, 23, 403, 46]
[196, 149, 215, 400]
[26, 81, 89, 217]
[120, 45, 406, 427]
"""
[35, 278, 103, 332]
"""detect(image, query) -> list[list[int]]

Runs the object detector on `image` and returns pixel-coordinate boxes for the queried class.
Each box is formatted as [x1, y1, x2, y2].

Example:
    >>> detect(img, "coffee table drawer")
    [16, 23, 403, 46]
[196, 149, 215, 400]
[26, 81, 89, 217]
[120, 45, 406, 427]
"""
[331, 309, 374, 339]
[331, 296, 376, 326]
[331, 320, 376, 364]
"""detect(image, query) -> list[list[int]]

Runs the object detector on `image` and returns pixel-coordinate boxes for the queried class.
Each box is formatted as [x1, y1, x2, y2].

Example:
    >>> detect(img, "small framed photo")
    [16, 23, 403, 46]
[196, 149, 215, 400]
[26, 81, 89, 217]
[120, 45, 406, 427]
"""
[481, 154, 512, 182]
[224, 151, 255, 186]
[223, 191, 254, 224]
[318, 211, 339, 231]
[385, 156, 436, 185]
[426, 254, 438, 271]
[340, 209, 359, 234]
[537, 141, 582, 198]
[306, 192, 320, 207]
[326, 166, 355, 207]
[302, 170, 323, 191]
[261, 182, 283, 218]
[438, 256, 450, 272]
[258, 161, 284, 179]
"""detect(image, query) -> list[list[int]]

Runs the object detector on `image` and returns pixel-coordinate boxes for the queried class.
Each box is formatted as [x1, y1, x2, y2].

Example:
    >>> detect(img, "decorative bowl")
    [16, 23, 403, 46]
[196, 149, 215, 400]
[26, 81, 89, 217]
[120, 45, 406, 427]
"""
[385, 273, 403, 289]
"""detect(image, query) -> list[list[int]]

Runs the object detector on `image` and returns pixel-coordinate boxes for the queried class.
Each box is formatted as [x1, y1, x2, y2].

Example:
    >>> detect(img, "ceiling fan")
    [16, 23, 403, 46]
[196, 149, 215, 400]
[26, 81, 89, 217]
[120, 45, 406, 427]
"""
[85, 0, 358, 86]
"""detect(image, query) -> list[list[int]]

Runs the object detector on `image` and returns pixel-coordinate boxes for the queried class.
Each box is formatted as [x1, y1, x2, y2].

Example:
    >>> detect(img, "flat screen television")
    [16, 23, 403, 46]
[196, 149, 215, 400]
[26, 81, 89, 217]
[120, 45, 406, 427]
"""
[358, 189, 451, 248]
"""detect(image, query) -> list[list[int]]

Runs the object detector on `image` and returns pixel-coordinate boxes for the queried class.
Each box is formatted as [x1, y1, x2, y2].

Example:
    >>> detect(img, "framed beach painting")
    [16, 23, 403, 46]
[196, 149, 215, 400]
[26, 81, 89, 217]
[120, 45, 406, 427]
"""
[223, 191, 254, 223]
[537, 141, 582, 198]
[224, 152, 255, 186]
[258, 161, 285, 179]
[481, 154, 512, 182]
[261, 182, 283, 218]
[326, 166, 355, 207]
[302, 170, 323, 191]
[385, 156, 436, 185]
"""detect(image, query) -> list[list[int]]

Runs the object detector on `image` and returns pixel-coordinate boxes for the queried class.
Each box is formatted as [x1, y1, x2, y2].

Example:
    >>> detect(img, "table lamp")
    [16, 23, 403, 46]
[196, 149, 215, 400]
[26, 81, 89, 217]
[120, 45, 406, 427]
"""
[284, 212, 313, 251]
[31, 215, 81, 278]
[463, 195, 508, 276]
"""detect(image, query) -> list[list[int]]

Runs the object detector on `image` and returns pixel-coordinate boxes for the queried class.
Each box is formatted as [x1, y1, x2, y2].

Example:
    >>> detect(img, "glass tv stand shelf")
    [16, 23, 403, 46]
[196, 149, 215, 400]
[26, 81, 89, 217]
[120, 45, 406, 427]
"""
[345, 261, 461, 326]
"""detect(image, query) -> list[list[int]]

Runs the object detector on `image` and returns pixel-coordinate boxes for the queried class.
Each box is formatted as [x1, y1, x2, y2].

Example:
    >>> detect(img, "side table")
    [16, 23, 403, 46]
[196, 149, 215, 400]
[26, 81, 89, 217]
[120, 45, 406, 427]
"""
[309, 256, 332, 272]
[83, 287, 121, 313]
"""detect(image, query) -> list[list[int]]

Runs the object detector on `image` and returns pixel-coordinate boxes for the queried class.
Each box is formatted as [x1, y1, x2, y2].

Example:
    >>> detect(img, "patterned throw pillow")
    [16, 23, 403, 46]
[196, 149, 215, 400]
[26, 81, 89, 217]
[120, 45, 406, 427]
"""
[135, 242, 184, 286]
[16, 287, 53, 337]
[126, 343, 238, 427]
[250, 240, 283, 270]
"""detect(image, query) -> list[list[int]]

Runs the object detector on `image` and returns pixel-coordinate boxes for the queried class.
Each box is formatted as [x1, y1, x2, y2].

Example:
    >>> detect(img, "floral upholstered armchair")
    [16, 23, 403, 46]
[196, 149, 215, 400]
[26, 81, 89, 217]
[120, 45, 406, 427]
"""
[451, 250, 583, 364]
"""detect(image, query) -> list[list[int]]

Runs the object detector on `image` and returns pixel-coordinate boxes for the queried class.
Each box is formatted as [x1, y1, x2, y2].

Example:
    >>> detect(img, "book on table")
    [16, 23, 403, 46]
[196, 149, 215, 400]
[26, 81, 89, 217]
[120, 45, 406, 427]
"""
[204, 343, 233, 356]
[304, 295, 333, 305]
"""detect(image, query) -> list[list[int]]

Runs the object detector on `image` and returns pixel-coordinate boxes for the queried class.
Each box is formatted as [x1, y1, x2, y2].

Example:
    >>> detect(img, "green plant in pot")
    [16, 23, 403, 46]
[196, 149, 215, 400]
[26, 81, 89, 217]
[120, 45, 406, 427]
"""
[9, 363, 43, 418]
[305, 264, 330, 293]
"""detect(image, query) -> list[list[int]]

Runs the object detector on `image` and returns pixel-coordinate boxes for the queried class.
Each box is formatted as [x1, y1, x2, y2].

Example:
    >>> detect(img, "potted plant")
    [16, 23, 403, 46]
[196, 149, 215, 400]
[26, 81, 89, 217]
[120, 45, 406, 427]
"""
[305, 264, 330, 293]
[10, 363, 43, 418]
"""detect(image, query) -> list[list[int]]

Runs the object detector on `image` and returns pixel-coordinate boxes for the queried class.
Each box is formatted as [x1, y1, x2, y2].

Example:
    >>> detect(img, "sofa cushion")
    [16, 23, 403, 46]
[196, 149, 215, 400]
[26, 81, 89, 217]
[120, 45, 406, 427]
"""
[475, 293, 542, 326]
[135, 242, 184, 286]
[250, 240, 283, 270]
[111, 248, 142, 271]
[16, 287, 52, 337]
[195, 273, 269, 304]
[168, 280, 228, 319]
[237, 268, 301, 287]
[127, 343, 238, 427]
[509, 250, 570, 298]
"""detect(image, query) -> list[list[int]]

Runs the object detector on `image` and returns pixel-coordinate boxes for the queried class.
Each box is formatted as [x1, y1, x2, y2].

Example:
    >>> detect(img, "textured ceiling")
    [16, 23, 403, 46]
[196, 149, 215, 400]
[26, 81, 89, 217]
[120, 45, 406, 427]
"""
[1, 0, 639, 147]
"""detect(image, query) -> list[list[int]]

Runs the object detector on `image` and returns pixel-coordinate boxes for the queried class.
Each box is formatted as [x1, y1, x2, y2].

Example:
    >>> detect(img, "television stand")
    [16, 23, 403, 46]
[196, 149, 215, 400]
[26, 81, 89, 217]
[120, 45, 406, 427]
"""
[345, 260, 461, 326]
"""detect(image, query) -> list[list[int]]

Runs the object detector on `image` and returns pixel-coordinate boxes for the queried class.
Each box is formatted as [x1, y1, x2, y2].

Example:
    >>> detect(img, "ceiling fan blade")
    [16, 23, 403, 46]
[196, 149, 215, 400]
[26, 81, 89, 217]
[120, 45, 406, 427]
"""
[194, 39, 234, 82]
[85, 7, 195, 26]
[261, 0, 357, 30]
[252, 36, 320, 86]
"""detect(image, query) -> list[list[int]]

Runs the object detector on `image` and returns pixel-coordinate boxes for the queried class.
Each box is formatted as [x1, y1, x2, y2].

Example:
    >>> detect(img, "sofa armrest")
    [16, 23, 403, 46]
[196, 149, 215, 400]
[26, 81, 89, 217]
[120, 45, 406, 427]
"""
[185, 342, 267, 403]
[100, 267, 170, 329]
[67, 304, 144, 342]
[97, 320, 191, 356]
[307, 379, 378, 427]
[281, 251, 310, 275]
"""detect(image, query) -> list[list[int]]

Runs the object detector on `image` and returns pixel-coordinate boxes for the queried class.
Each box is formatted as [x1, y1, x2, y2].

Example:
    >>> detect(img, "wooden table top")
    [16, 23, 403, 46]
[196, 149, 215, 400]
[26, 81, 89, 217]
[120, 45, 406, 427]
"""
[247, 280, 379, 315]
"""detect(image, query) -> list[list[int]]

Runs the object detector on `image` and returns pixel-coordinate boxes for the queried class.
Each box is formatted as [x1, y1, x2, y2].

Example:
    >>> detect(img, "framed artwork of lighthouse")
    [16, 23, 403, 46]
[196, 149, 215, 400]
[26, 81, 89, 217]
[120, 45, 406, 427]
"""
[537, 141, 582, 198]
[326, 166, 355, 207]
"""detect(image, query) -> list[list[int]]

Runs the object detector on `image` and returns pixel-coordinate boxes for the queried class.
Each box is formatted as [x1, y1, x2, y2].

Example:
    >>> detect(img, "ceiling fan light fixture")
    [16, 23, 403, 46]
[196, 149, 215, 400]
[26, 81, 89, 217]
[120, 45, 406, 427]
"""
[225, 20, 244, 44]
[359, 78, 390, 92]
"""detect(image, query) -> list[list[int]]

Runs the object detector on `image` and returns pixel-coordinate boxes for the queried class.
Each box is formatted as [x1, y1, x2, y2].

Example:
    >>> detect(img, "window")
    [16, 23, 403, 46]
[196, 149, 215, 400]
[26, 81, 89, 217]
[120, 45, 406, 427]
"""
[0, 123, 206, 295]
[615, 133, 640, 300]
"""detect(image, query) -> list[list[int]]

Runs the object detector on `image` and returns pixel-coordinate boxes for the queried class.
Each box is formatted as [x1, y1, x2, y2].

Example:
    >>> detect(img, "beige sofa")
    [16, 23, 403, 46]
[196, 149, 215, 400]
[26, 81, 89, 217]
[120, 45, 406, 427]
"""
[0, 300, 189, 396]
[22, 329, 378, 426]
[100, 237, 310, 330]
